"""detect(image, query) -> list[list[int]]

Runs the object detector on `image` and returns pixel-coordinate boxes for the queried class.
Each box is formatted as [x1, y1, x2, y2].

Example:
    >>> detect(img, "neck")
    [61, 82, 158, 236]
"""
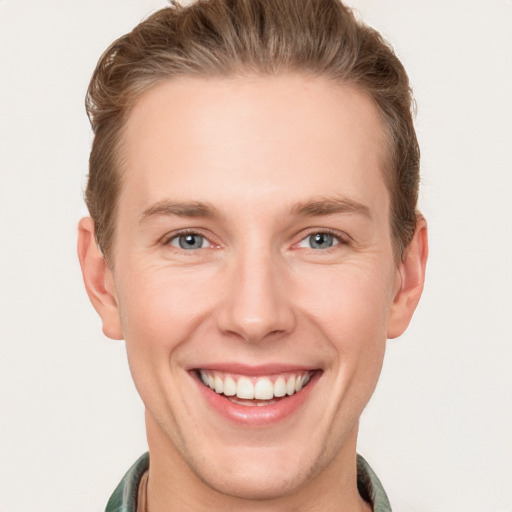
[144, 412, 371, 512]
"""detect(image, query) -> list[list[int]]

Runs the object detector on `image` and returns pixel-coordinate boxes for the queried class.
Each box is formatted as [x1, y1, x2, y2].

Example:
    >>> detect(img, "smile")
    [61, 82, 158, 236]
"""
[197, 370, 314, 404]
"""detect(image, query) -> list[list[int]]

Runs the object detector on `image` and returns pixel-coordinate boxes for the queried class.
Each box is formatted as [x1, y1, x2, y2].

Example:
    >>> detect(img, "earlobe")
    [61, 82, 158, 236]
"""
[387, 215, 428, 339]
[77, 217, 124, 340]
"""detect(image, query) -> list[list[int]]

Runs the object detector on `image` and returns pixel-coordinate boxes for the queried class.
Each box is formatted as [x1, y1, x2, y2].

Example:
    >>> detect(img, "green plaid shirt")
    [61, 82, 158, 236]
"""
[105, 452, 392, 512]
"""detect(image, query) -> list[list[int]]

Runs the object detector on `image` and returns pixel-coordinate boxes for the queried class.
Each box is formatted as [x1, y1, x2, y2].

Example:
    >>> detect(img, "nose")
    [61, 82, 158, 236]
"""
[216, 249, 296, 344]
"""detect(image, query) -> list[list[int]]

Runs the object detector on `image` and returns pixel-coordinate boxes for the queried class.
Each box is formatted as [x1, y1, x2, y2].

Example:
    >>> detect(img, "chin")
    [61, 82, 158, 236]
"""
[196, 458, 312, 501]
[184, 431, 338, 503]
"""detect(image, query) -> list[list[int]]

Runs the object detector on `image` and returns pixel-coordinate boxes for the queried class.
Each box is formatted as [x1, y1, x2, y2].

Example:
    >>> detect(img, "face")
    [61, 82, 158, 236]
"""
[81, 74, 424, 502]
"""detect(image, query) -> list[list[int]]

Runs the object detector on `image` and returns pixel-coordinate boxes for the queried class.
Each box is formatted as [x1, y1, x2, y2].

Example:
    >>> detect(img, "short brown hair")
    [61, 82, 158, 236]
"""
[85, 0, 420, 262]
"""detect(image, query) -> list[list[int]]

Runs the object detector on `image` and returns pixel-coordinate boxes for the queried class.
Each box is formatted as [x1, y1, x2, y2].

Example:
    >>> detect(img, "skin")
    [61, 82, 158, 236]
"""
[78, 74, 427, 511]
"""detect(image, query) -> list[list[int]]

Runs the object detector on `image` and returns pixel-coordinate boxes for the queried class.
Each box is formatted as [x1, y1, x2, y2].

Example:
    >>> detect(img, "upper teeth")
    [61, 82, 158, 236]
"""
[199, 370, 312, 400]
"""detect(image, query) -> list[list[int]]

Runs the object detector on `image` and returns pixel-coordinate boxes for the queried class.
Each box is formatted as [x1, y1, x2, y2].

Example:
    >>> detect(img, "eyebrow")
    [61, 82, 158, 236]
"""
[140, 195, 371, 224]
[289, 196, 372, 219]
[140, 200, 222, 224]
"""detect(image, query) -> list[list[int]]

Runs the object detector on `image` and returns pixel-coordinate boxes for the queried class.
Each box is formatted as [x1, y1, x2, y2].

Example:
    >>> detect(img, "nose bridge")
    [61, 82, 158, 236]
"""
[217, 240, 295, 343]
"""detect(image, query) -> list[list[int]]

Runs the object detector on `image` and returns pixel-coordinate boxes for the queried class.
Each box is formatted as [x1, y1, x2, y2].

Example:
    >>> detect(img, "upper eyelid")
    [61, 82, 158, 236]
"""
[299, 231, 340, 243]
[162, 229, 216, 246]
[296, 228, 351, 244]
[160, 227, 350, 247]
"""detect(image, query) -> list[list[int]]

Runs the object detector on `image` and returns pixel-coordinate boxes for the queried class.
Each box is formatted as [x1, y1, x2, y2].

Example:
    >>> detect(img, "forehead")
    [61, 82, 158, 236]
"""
[119, 74, 389, 217]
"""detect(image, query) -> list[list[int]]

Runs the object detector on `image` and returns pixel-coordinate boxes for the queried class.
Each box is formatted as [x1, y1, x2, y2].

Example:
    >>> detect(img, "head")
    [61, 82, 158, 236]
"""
[85, 0, 419, 265]
[78, 0, 427, 507]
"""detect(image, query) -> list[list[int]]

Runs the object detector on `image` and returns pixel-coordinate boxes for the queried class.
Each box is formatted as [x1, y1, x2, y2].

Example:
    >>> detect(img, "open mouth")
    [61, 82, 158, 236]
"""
[195, 369, 316, 407]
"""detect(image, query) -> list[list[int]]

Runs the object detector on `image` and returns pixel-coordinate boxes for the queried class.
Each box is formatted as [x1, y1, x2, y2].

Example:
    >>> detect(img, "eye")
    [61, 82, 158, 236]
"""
[168, 233, 208, 250]
[298, 232, 340, 250]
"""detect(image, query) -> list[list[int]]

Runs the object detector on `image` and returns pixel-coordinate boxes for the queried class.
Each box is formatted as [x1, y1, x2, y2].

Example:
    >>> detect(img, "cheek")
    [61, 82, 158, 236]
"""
[114, 266, 220, 426]
[298, 263, 395, 347]
[292, 261, 394, 409]
[116, 265, 217, 364]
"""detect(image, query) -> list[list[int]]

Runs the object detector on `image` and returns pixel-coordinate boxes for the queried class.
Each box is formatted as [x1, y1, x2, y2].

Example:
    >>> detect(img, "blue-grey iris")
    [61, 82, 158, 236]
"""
[309, 233, 334, 249]
[179, 234, 204, 249]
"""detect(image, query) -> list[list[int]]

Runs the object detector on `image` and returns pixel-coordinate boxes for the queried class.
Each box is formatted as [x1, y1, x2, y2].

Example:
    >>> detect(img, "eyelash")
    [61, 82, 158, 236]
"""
[161, 228, 350, 253]
[162, 229, 214, 251]
[295, 228, 349, 252]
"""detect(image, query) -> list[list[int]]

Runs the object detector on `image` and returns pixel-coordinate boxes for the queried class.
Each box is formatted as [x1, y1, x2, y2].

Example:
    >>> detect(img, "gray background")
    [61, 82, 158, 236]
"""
[1, 0, 511, 510]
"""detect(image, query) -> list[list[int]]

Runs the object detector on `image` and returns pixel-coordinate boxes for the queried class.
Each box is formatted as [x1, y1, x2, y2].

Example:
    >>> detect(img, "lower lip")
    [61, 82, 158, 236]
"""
[193, 371, 320, 427]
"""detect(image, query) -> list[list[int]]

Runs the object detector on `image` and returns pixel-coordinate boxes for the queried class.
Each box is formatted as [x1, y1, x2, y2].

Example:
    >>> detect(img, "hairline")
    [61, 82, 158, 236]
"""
[102, 71, 403, 267]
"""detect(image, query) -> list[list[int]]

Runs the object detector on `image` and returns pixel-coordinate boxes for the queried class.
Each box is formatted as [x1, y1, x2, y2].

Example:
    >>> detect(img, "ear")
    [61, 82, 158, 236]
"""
[387, 215, 428, 339]
[77, 217, 124, 340]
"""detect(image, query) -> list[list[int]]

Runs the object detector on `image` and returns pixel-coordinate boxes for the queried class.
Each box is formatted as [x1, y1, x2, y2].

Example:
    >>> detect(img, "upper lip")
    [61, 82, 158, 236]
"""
[187, 363, 320, 376]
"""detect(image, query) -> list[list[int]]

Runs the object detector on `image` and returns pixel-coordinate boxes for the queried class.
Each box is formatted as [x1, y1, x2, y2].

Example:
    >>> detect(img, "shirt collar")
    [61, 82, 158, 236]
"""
[105, 452, 391, 512]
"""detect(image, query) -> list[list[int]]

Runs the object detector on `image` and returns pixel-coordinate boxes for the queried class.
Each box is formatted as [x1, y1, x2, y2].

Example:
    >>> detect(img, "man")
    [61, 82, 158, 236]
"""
[78, 0, 427, 510]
